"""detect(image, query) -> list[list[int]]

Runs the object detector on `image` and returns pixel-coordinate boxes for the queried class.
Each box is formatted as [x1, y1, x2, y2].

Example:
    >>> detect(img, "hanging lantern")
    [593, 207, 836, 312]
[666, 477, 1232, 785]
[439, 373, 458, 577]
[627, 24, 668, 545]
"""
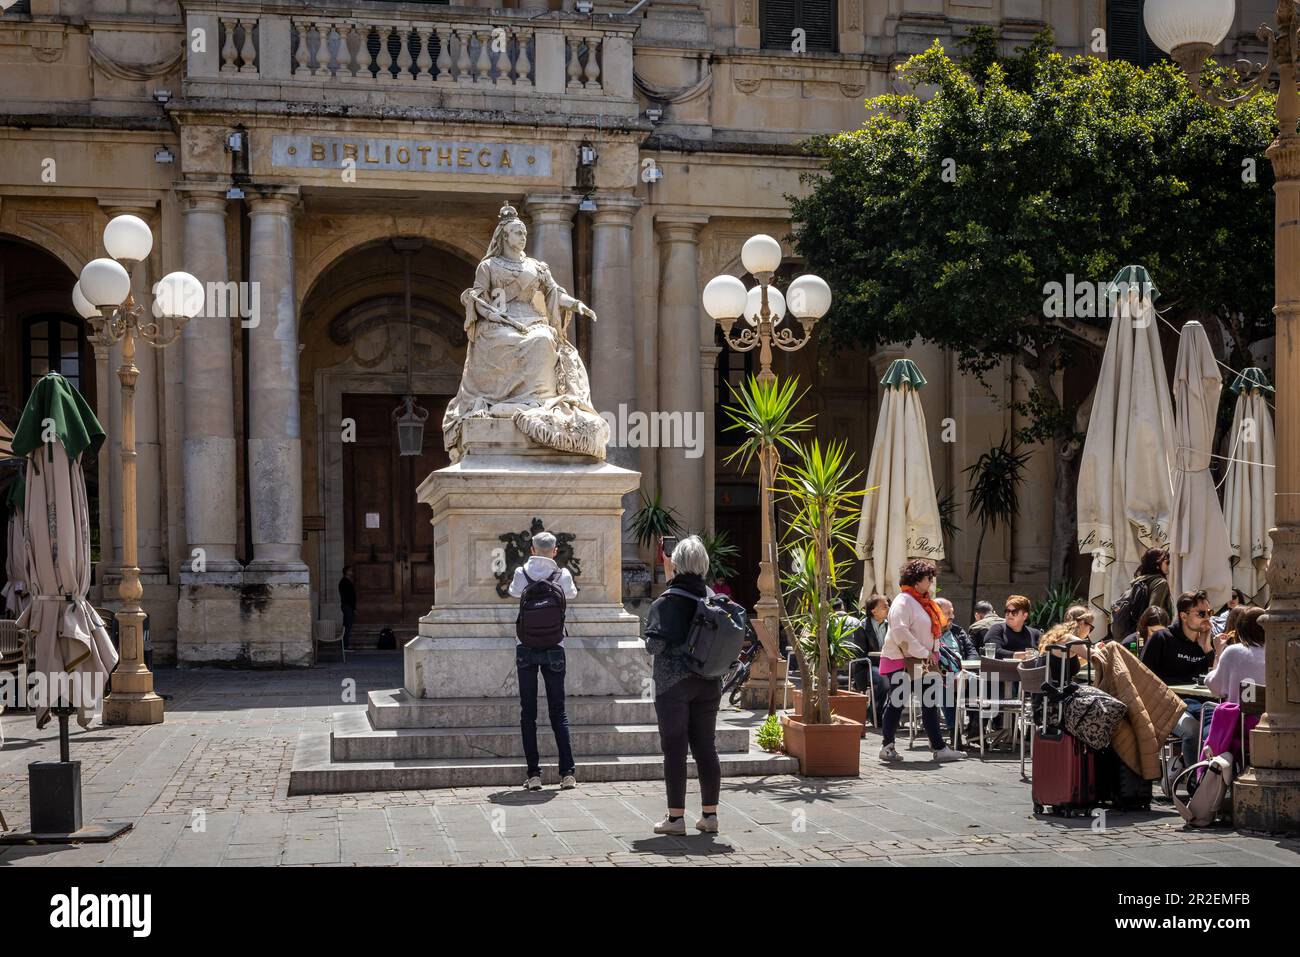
[393, 394, 429, 457]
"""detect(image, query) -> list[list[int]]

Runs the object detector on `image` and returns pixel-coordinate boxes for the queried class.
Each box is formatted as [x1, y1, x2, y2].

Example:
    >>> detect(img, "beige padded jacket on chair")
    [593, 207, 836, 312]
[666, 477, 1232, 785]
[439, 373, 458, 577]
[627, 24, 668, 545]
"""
[1090, 641, 1186, 780]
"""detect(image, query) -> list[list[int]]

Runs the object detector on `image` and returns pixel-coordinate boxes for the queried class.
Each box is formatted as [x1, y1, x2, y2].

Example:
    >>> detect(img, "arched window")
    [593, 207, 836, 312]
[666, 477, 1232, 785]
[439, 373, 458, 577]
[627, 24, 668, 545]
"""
[761, 0, 837, 53]
[23, 315, 86, 397]
[1108, 0, 1166, 68]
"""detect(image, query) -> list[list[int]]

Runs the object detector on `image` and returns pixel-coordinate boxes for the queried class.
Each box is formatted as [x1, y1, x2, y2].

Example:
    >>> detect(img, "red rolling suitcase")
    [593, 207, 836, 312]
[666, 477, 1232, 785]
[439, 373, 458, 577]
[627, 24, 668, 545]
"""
[1029, 638, 1099, 815]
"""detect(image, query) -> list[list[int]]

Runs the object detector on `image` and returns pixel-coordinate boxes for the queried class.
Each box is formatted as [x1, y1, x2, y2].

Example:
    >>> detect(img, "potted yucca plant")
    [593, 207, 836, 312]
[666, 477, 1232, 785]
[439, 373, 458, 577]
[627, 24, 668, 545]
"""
[775, 437, 867, 776]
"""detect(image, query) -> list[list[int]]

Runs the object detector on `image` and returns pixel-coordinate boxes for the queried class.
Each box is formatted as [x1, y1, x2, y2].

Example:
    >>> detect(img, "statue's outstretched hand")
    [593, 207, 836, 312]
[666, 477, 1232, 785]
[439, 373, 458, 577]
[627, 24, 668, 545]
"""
[578, 303, 598, 322]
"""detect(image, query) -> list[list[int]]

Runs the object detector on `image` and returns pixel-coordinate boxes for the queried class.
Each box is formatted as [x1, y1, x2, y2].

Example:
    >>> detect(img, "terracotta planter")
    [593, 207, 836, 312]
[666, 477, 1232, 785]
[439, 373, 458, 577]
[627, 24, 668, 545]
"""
[790, 688, 869, 728]
[780, 713, 863, 776]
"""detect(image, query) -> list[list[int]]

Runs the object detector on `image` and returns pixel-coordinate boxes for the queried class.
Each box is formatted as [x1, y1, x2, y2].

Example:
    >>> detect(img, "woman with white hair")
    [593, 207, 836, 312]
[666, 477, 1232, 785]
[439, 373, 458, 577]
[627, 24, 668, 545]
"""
[643, 534, 723, 836]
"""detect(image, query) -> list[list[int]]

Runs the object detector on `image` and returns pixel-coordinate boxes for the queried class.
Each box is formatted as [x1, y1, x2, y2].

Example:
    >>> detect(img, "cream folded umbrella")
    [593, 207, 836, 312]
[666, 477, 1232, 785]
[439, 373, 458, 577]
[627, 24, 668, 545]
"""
[1168, 321, 1233, 609]
[1077, 266, 1177, 626]
[1221, 368, 1275, 606]
[855, 358, 944, 603]
[12, 372, 117, 729]
[3, 478, 29, 618]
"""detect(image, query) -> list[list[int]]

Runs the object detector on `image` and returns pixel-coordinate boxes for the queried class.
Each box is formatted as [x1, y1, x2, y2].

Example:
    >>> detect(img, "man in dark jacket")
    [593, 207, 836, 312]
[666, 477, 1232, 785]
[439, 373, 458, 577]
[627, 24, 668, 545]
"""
[1143, 589, 1217, 769]
[338, 566, 357, 649]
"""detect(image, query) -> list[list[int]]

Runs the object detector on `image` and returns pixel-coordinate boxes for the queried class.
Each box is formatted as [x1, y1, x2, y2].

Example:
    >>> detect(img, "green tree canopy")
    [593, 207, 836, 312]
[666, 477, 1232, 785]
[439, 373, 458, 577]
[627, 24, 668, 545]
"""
[790, 34, 1277, 577]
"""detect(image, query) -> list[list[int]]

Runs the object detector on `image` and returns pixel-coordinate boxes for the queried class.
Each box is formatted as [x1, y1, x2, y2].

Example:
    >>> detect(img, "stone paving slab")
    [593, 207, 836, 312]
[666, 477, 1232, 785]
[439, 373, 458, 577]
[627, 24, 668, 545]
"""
[1, 657, 1298, 867]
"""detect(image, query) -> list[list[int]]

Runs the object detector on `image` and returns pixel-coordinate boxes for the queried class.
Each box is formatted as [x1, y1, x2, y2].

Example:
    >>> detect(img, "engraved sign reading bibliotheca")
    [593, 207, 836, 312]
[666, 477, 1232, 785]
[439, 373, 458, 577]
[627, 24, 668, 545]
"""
[271, 136, 552, 177]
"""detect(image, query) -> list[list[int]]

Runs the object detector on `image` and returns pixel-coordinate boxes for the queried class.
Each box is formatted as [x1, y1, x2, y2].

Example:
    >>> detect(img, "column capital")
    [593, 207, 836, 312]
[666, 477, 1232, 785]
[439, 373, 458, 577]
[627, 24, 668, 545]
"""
[97, 194, 159, 217]
[175, 181, 231, 212]
[654, 213, 709, 242]
[524, 193, 581, 220]
[590, 192, 641, 224]
[247, 185, 301, 214]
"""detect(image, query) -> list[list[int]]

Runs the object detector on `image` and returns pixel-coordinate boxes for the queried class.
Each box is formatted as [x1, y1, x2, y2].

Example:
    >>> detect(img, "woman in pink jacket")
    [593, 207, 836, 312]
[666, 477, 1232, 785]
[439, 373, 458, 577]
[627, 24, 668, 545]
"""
[878, 559, 968, 764]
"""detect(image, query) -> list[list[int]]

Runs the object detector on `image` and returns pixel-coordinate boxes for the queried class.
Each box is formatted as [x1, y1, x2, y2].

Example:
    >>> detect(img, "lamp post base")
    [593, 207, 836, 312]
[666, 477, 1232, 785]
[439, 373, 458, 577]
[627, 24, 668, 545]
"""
[1233, 768, 1300, 834]
[102, 691, 164, 726]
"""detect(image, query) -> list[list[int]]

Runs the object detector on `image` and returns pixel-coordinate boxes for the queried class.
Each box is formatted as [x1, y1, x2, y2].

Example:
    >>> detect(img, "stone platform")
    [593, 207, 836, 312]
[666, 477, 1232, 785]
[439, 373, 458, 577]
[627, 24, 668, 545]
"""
[288, 689, 796, 793]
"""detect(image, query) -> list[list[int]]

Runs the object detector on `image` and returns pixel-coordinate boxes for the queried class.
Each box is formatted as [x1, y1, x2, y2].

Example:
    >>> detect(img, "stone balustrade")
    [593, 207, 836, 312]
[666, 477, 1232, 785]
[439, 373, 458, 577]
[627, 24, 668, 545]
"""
[183, 2, 636, 108]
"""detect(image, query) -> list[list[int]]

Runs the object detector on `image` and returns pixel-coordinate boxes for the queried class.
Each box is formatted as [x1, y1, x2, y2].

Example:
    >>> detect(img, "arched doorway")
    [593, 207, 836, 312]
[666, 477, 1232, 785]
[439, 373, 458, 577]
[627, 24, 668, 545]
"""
[299, 237, 476, 631]
[0, 237, 101, 595]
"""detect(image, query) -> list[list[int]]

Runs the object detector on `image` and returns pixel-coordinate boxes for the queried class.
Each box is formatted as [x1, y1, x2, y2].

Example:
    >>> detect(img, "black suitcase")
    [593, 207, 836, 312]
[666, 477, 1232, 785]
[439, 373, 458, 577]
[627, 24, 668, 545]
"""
[1099, 747, 1152, 810]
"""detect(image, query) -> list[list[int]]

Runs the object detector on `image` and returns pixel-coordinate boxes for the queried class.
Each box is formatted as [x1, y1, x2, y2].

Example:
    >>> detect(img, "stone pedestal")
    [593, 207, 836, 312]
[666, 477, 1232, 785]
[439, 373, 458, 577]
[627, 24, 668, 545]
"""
[406, 417, 648, 698]
[176, 566, 312, 668]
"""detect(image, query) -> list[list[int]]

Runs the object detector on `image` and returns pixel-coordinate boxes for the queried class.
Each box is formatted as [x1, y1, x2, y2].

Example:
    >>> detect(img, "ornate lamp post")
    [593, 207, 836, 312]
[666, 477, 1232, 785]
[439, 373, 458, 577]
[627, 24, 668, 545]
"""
[1146, 0, 1300, 831]
[702, 235, 832, 714]
[74, 214, 204, 726]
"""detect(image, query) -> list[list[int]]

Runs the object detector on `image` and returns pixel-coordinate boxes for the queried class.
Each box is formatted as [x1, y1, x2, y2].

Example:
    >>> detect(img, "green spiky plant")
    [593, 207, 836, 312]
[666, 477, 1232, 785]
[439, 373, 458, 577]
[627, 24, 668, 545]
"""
[629, 490, 683, 550]
[963, 434, 1031, 625]
[775, 438, 865, 725]
[756, 713, 784, 752]
[694, 528, 740, 584]
[1030, 579, 1084, 631]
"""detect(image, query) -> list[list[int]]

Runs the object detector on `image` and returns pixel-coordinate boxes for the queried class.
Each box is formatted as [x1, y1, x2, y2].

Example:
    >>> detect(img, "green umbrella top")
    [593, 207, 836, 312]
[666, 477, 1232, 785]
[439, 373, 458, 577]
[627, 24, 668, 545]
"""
[4, 474, 23, 513]
[879, 358, 927, 390]
[11, 372, 106, 462]
[1230, 367, 1274, 395]
[1107, 264, 1160, 304]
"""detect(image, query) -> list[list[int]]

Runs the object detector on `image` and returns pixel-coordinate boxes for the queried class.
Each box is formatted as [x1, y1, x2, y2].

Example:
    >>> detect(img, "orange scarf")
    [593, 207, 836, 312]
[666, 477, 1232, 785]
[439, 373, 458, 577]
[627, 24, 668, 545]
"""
[902, 585, 946, 638]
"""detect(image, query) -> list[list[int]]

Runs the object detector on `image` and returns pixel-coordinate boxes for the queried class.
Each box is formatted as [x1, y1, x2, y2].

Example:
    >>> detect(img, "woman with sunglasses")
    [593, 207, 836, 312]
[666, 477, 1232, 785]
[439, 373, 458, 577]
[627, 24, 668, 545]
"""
[1140, 589, 1219, 771]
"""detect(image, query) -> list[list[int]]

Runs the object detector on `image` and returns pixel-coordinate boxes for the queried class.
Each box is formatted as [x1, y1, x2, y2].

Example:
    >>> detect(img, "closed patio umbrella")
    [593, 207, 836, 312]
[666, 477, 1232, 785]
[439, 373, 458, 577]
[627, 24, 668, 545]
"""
[1168, 321, 1233, 609]
[0, 418, 14, 460]
[3, 477, 28, 618]
[855, 358, 944, 603]
[11, 373, 117, 729]
[1077, 266, 1177, 626]
[1221, 368, 1275, 606]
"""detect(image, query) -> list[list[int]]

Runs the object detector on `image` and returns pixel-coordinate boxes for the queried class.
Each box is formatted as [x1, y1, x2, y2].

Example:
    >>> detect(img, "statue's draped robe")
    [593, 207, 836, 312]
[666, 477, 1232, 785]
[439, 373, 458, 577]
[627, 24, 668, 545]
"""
[443, 255, 609, 460]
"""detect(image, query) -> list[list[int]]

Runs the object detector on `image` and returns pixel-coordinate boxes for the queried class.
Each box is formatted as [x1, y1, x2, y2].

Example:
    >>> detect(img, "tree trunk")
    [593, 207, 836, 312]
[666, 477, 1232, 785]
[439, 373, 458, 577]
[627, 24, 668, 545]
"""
[969, 525, 986, 625]
[1048, 434, 1082, 585]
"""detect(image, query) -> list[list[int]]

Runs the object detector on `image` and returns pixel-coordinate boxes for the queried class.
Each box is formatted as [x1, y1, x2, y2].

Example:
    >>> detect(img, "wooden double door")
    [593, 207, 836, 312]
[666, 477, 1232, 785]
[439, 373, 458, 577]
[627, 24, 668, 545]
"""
[342, 393, 450, 624]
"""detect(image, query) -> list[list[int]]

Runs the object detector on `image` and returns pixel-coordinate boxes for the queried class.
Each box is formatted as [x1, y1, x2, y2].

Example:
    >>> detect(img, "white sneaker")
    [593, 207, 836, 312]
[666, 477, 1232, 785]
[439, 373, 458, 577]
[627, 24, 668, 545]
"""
[524, 775, 543, 791]
[560, 774, 577, 790]
[653, 816, 687, 836]
[694, 815, 719, 834]
[932, 746, 968, 762]
[878, 744, 904, 764]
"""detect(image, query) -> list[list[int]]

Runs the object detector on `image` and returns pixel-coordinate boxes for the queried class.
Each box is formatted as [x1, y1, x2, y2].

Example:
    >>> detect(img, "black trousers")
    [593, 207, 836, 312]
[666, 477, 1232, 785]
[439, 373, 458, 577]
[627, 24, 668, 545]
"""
[881, 669, 947, 751]
[654, 674, 722, 810]
[516, 646, 575, 777]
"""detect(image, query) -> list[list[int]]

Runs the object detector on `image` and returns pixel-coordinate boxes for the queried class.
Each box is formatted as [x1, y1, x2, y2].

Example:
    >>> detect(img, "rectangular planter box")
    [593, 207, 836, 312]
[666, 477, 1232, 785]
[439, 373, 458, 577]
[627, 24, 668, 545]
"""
[791, 688, 869, 729]
[781, 713, 863, 777]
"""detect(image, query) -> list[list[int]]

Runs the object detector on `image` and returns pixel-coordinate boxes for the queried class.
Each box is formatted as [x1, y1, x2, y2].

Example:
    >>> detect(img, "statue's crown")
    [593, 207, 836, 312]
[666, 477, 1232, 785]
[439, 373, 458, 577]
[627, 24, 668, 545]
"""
[498, 203, 519, 221]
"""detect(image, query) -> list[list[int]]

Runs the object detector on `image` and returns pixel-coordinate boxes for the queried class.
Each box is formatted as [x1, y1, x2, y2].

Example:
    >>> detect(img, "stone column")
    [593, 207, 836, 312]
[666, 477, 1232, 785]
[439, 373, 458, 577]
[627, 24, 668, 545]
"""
[524, 194, 577, 296]
[588, 193, 643, 563]
[655, 214, 708, 533]
[179, 187, 240, 572]
[247, 189, 305, 569]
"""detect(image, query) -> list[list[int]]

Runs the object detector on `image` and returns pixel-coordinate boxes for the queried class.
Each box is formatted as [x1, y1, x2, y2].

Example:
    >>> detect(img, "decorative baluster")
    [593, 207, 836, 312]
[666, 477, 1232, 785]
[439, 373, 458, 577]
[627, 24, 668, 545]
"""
[416, 26, 434, 82]
[583, 34, 600, 89]
[377, 25, 395, 81]
[474, 30, 491, 84]
[397, 25, 415, 81]
[356, 25, 373, 78]
[434, 27, 453, 84]
[337, 23, 356, 78]
[293, 21, 310, 76]
[513, 28, 532, 89]
[221, 18, 239, 73]
[312, 22, 330, 77]
[238, 20, 258, 73]
[454, 29, 472, 83]
[566, 35, 582, 90]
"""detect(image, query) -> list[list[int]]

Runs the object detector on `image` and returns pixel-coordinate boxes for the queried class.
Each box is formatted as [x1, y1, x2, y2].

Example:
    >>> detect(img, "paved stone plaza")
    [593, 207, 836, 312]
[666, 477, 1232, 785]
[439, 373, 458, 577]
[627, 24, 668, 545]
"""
[1, 656, 1297, 867]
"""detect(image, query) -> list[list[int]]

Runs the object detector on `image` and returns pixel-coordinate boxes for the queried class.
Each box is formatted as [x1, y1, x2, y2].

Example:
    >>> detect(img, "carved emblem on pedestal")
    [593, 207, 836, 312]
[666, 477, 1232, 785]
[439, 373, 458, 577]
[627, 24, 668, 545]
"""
[494, 517, 581, 598]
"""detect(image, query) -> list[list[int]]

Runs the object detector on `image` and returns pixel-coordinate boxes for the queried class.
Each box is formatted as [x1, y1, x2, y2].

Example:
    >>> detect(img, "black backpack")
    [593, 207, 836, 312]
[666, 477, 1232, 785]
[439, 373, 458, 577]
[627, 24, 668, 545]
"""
[1110, 578, 1150, 642]
[662, 588, 749, 679]
[516, 569, 567, 649]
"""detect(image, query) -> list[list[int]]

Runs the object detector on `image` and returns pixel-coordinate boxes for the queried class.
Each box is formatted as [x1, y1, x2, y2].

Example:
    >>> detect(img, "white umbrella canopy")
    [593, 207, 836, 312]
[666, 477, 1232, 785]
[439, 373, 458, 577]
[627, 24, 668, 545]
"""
[3, 479, 29, 619]
[1168, 321, 1233, 609]
[1222, 368, 1275, 606]
[12, 373, 118, 729]
[1077, 266, 1177, 626]
[855, 358, 944, 603]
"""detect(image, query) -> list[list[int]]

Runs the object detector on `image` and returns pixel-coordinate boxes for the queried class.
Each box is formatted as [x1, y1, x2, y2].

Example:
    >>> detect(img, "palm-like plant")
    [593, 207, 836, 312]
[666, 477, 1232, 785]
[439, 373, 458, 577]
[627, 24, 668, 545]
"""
[775, 438, 865, 725]
[629, 490, 683, 550]
[722, 375, 813, 712]
[963, 434, 1031, 624]
[694, 528, 740, 584]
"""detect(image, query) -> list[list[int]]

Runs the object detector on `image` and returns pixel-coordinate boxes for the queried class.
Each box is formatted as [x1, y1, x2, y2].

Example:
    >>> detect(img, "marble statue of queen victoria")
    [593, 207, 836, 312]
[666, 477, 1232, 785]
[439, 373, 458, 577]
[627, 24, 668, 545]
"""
[443, 204, 611, 462]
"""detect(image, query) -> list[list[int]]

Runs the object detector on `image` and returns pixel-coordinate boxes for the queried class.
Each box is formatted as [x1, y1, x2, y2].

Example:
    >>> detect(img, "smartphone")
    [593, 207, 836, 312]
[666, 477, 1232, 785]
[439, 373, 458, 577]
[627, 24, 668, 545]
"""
[661, 536, 679, 561]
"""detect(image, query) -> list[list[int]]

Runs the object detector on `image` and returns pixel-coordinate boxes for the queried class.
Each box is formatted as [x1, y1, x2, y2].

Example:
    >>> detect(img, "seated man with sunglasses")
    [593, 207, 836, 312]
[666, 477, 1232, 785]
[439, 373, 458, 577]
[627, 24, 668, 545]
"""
[1141, 590, 1219, 771]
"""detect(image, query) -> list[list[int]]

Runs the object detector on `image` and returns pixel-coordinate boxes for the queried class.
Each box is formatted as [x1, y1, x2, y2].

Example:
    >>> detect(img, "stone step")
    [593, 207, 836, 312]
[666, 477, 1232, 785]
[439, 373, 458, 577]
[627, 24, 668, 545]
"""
[290, 732, 798, 794]
[367, 689, 659, 729]
[346, 627, 417, 651]
[330, 709, 750, 761]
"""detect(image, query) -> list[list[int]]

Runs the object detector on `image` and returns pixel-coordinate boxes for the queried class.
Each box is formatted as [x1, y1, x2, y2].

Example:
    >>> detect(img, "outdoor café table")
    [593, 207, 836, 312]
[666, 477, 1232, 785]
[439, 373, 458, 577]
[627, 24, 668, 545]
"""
[1167, 684, 1220, 702]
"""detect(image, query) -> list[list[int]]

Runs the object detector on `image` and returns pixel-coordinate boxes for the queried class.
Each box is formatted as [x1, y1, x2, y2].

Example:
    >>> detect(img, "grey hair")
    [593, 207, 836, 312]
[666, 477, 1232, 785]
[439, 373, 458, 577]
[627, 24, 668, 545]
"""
[532, 531, 557, 553]
[935, 597, 954, 615]
[671, 535, 709, 577]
